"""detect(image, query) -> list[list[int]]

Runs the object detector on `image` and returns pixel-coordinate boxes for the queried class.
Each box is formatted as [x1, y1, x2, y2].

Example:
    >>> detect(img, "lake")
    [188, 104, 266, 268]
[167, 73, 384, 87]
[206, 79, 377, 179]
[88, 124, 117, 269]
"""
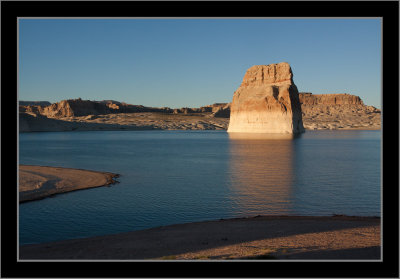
[19, 130, 381, 245]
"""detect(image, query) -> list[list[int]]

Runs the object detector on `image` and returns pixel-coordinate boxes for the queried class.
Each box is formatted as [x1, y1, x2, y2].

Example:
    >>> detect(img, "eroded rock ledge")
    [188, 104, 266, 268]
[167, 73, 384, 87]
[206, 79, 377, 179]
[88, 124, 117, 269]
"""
[299, 93, 381, 130]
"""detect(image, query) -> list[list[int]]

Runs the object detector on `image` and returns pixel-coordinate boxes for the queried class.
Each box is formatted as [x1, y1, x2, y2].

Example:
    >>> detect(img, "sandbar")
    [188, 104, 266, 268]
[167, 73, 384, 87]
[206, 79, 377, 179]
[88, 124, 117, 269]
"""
[19, 215, 380, 260]
[19, 165, 119, 202]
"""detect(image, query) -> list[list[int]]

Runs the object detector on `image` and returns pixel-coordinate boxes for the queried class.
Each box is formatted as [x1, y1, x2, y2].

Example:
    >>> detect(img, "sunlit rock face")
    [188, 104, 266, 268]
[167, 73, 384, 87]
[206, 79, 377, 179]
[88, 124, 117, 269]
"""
[227, 62, 305, 134]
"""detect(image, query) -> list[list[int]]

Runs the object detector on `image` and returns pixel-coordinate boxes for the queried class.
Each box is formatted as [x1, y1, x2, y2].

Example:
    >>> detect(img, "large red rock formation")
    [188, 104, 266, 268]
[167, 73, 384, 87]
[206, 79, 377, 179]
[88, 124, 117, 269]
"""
[227, 62, 304, 134]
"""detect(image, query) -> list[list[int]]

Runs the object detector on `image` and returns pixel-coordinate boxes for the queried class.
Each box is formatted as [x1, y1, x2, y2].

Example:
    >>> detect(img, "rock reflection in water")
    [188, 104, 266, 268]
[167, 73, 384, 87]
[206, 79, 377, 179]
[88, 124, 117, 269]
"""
[228, 133, 298, 216]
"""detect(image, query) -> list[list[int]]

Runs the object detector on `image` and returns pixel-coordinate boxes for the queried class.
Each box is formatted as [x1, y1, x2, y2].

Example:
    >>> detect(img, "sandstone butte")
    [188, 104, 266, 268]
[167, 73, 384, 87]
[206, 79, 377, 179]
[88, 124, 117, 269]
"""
[227, 62, 305, 134]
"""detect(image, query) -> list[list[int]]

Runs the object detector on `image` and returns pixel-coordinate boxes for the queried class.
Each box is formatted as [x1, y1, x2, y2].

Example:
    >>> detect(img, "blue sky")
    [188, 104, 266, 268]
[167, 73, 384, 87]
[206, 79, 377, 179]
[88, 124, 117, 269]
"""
[19, 18, 381, 109]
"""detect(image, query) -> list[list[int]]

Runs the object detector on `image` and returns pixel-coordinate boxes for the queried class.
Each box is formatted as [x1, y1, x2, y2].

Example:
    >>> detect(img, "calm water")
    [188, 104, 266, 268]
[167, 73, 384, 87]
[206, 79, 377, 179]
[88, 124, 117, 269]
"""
[19, 130, 381, 245]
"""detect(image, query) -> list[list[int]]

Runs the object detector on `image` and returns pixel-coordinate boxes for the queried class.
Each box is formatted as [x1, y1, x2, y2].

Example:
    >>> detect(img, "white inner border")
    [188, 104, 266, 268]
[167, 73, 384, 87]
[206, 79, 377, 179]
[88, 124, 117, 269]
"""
[16, 17, 384, 263]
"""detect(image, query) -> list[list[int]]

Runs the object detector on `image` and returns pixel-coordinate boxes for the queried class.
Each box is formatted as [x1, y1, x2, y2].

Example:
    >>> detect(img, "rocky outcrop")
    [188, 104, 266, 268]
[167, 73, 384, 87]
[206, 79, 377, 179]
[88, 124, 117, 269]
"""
[298, 93, 381, 130]
[299, 93, 364, 105]
[20, 99, 117, 118]
[212, 103, 231, 118]
[171, 103, 230, 116]
[20, 98, 234, 119]
[227, 62, 304, 133]
[19, 105, 43, 115]
[20, 98, 174, 118]
[39, 98, 115, 117]
[172, 107, 197, 114]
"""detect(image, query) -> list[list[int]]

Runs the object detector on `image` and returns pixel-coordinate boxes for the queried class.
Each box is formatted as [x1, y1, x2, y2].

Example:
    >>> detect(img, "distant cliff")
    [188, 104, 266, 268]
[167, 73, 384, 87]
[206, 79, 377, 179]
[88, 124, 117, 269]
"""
[298, 93, 380, 130]
[20, 99, 232, 119]
[298, 92, 379, 114]
[19, 98, 173, 118]
[172, 103, 231, 118]
[299, 93, 364, 105]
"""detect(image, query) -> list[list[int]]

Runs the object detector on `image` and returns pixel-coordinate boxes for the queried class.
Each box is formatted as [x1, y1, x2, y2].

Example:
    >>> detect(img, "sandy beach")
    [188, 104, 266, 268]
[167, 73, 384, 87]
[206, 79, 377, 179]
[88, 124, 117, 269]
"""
[19, 215, 380, 260]
[19, 165, 119, 202]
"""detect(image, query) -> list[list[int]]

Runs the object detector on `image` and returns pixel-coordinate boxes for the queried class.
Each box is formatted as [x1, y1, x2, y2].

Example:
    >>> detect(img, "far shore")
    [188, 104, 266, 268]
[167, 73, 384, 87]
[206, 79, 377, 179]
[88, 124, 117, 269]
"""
[19, 215, 380, 260]
[19, 111, 381, 133]
[19, 165, 119, 203]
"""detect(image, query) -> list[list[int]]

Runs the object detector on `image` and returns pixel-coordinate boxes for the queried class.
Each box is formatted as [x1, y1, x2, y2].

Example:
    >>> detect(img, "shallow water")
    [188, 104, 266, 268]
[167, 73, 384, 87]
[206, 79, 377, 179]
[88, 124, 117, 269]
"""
[19, 130, 381, 245]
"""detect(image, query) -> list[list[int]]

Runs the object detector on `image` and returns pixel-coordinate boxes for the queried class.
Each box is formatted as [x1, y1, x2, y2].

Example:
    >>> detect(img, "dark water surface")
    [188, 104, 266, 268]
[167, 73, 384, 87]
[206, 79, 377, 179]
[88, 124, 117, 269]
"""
[19, 130, 381, 245]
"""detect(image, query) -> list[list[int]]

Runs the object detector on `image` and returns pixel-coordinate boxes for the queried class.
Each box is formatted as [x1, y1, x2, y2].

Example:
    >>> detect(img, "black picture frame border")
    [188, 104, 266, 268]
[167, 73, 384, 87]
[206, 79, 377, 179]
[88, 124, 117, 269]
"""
[2, 1, 398, 278]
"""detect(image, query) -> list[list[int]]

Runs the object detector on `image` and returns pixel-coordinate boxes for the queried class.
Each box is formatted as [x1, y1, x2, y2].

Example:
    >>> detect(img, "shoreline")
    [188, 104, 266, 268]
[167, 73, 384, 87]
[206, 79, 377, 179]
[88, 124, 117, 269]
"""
[19, 165, 119, 203]
[19, 215, 380, 260]
[19, 126, 381, 133]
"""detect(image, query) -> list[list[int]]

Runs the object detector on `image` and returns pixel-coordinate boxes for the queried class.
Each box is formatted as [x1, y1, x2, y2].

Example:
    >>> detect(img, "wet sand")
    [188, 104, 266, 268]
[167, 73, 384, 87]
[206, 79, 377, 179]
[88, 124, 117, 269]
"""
[19, 165, 119, 202]
[19, 215, 380, 260]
